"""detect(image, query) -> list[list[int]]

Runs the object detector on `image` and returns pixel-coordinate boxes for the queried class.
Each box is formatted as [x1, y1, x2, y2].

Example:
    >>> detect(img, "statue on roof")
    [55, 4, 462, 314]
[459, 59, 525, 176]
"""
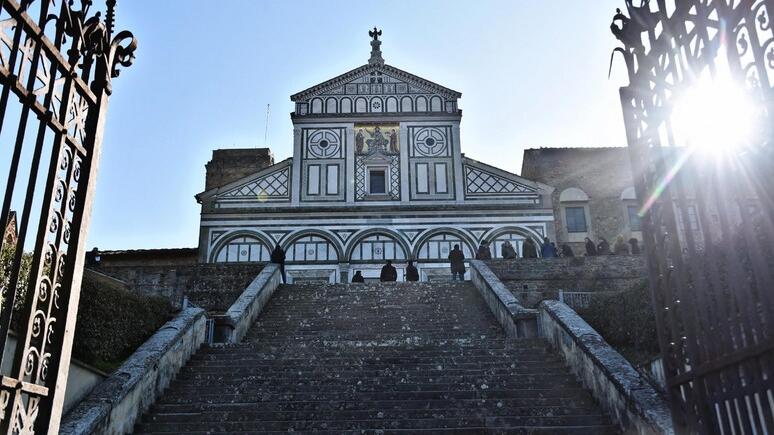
[368, 27, 384, 66]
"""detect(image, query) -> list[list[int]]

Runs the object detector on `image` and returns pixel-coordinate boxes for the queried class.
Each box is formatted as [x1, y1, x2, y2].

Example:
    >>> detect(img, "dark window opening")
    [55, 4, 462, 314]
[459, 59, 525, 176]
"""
[628, 205, 642, 231]
[565, 207, 587, 233]
[369, 170, 386, 194]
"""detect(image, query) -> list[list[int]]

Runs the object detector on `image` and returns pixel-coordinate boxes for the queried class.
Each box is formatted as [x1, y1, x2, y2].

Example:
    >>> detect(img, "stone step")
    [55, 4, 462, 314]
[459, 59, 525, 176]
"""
[155, 387, 597, 405]
[135, 415, 614, 432]
[135, 427, 619, 435]
[141, 408, 611, 424]
[149, 397, 600, 414]
[175, 366, 571, 378]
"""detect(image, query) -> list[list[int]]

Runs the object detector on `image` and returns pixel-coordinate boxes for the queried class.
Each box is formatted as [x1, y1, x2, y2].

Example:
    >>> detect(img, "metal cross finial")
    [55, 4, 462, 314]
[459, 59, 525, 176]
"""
[369, 27, 382, 41]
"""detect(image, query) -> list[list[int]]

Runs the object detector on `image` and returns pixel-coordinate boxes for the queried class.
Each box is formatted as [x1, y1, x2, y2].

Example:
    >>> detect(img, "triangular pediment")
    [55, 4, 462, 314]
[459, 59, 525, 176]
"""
[197, 159, 292, 203]
[291, 64, 461, 103]
[462, 157, 553, 198]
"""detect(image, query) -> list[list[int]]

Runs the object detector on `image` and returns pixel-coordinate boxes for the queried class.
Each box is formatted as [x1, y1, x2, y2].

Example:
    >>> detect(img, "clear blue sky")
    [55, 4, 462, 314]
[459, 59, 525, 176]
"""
[87, 0, 628, 250]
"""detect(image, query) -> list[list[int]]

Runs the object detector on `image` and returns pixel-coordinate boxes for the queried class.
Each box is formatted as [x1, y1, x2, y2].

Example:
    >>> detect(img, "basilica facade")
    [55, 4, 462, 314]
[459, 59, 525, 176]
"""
[195, 31, 555, 282]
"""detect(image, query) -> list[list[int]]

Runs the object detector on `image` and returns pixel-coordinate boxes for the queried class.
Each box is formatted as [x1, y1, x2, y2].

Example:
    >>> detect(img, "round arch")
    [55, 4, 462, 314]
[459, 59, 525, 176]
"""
[411, 228, 477, 261]
[481, 226, 544, 246]
[345, 228, 411, 262]
[209, 230, 274, 263]
[281, 229, 343, 263]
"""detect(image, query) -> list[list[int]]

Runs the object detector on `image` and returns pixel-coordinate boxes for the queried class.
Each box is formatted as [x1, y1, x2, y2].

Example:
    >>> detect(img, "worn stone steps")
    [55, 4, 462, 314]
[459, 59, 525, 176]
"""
[136, 282, 619, 434]
[135, 428, 618, 435]
[149, 398, 601, 414]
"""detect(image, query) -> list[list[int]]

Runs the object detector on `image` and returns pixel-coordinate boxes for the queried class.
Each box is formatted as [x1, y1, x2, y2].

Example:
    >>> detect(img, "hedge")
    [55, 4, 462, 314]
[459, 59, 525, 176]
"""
[72, 272, 172, 372]
[577, 280, 660, 365]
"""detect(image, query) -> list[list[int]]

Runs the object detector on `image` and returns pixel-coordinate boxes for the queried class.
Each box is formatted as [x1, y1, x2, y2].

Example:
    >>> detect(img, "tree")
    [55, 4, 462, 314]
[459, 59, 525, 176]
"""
[0, 240, 32, 315]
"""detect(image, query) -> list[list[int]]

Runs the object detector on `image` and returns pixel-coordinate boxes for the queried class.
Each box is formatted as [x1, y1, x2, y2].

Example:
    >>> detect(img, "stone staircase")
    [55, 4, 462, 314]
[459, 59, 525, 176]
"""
[135, 282, 619, 434]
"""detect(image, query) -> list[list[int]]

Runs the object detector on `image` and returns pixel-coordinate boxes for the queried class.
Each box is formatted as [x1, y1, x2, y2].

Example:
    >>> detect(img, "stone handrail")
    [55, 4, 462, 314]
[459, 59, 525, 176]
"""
[214, 263, 282, 343]
[468, 260, 538, 338]
[60, 307, 206, 435]
[539, 300, 674, 434]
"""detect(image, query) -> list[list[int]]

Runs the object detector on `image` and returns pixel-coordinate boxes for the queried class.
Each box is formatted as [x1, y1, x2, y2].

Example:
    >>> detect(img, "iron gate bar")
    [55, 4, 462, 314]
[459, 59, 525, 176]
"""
[0, 0, 135, 432]
[613, 0, 774, 433]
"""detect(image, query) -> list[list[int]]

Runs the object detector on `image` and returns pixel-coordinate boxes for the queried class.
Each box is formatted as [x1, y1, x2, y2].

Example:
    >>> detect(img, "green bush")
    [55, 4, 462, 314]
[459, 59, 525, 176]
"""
[73, 273, 172, 372]
[578, 281, 660, 365]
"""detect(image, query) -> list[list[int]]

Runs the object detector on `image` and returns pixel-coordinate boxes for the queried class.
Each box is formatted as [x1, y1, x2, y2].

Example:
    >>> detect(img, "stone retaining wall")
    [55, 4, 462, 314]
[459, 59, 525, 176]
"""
[487, 256, 647, 307]
[91, 263, 264, 311]
[468, 260, 537, 338]
[539, 300, 673, 434]
[60, 307, 206, 435]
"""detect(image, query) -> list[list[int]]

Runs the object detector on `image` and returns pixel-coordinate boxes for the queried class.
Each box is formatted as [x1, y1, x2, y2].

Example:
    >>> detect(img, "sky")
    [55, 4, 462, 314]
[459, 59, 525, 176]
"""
[85, 0, 629, 250]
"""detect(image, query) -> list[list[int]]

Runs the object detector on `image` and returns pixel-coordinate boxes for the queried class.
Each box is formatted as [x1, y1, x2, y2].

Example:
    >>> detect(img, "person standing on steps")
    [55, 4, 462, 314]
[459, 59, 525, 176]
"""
[448, 244, 466, 281]
[628, 237, 641, 255]
[270, 243, 286, 284]
[540, 237, 557, 258]
[405, 260, 419, 282]
[522, 238, 538, 258]
[597, 237, 611, 255]
[380, 260, 398, 282]
[351, 270, 365, 283]
[584, 237, 597, 256]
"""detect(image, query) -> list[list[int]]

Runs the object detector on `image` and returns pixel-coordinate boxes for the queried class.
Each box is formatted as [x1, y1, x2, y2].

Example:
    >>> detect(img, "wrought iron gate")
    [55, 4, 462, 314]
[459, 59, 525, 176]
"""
[612, 0, 773, 433]
[0, 0, 135, 432]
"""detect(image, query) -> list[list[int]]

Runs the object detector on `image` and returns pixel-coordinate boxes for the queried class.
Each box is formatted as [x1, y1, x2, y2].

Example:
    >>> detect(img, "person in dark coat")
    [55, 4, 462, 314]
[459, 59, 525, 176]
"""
[405, 260, 419, 281]
[541, 237, 557, 258]
[597, 238, 611, 255]
[501, 241, 517, 259]
[380, 260, 397, 282]
[475, 241, 492, 260]
[560, 244, 575, 257]
[270, 243, 286, 283]
[351, 271, 365, 283]
[628, 238, 641, 255]
[584, 237, 597, 256]
[522, 238, 538, 258]
[448, 244, 466, 281]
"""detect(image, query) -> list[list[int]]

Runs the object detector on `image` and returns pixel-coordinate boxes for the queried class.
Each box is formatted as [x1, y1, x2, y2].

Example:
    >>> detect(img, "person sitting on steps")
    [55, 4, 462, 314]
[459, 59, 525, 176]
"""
[351, 270, 365, 283]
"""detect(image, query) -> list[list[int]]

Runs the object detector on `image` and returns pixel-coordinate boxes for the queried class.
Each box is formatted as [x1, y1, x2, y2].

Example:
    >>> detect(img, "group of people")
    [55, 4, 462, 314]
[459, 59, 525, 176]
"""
[270, 234, 642, 285]
[584, 235, 640, 256]
[351, 259, 420, 283]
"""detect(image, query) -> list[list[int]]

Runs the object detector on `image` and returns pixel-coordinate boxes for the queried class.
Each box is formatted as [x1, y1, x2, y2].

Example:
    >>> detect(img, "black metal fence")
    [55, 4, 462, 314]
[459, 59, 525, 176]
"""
[612, 0, 773, 433]
[0, 0, 134, 432]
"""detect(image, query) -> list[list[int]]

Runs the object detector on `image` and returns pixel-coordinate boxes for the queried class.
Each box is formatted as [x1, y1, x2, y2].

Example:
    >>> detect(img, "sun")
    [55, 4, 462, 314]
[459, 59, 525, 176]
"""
[671, 58, 759, 158]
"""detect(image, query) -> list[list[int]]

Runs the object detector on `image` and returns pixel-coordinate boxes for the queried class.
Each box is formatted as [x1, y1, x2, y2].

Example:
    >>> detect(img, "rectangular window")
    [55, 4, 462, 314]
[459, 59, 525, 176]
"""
[627, 205, 642, 231]
[416, 163, 429, 193]
[565, 207, 587, 233]
[307, 165, 320, 195]
[434, 163, 447, 193]
[326, 165, 338, 195]
[369, 169, 386, 194]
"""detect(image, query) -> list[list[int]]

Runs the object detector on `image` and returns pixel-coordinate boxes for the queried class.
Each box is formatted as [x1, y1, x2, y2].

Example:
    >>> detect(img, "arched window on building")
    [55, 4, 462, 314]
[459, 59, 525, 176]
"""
[416, 232, 474, 261]
[350, 233, 407, 262]
[213, 235, 271, 263]
[286, 234, 339, 263]
[559, 187, 591, 242]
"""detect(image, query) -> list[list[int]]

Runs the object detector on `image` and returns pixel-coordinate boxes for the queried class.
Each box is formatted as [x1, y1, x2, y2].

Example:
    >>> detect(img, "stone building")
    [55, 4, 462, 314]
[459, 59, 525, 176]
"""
[521, 147, 643, 254]
[195, 32, 555, 282]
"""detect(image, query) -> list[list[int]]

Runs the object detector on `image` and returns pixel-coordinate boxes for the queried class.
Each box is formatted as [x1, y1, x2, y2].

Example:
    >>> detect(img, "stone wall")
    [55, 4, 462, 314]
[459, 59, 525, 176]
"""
[91, 263, 264, 312]
[204, 148, 275, 191]
[486, 256, 647, 308]
[89, 248, 198, 268]
[521, 147, 640, 253]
